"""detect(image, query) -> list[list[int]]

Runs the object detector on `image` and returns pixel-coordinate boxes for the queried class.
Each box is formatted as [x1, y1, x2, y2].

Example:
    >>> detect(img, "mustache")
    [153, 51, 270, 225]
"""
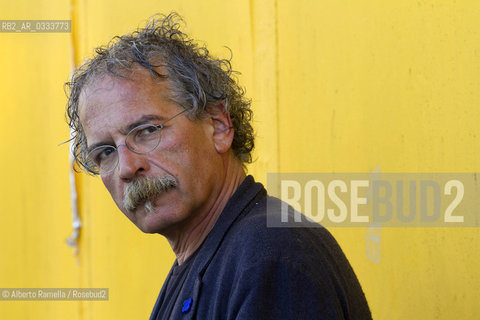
[123, 175, 177, 212]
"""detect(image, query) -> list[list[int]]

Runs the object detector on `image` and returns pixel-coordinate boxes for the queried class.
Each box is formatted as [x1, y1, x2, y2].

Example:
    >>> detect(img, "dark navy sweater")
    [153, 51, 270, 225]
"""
[150, 176, 372, 320]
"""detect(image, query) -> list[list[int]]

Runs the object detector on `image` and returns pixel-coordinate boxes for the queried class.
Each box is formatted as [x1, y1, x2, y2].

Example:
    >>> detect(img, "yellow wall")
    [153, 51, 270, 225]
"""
[1, 0, 479, 319]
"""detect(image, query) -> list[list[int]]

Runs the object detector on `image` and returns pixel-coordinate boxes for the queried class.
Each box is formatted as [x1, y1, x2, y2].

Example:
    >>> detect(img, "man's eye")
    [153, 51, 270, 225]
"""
[136, 126, 158, 138]
[96, 148, 115, 163]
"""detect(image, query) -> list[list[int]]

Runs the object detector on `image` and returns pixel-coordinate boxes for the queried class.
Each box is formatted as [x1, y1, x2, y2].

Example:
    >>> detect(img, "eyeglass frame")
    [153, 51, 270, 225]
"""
[84, 109, 188, 175]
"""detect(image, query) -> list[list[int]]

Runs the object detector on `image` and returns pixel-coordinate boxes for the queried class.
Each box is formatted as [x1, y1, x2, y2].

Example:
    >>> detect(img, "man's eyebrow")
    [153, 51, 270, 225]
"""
[119, 114, 165, 135]
[87, 141, 111, 154]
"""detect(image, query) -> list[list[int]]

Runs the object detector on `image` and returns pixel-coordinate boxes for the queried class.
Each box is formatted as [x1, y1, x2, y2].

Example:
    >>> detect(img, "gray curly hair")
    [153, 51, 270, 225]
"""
[65, 12, 254, 173]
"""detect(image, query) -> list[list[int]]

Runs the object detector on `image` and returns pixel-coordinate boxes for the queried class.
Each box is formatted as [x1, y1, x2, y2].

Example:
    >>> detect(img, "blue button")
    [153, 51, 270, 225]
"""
[182, 298, 193, 313]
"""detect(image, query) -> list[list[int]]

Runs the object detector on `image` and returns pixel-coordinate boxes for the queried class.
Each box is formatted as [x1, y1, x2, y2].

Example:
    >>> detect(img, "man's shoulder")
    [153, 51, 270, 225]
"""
[200, 195, 372, 319]
[220, 195, 346, 271]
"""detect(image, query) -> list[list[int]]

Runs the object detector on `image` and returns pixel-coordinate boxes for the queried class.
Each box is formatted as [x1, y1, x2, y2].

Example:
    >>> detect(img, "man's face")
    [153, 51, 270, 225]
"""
[78, 69, 228, 235]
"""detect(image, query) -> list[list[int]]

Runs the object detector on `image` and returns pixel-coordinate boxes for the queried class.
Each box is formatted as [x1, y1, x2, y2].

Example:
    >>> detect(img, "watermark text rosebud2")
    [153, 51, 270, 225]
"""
[0, 288, 108, 301]
[266, 173, 480, 227]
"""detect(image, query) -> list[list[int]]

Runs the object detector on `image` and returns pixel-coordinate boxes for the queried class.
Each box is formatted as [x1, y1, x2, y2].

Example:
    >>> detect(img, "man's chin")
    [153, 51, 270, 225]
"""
[131, 206, 169, 234]
[137, 219, 168, 234]
[121, 198, 175, 234]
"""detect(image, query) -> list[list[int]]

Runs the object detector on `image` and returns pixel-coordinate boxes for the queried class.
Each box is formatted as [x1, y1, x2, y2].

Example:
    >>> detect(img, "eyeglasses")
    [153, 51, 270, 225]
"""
[85, 109, 187, 175]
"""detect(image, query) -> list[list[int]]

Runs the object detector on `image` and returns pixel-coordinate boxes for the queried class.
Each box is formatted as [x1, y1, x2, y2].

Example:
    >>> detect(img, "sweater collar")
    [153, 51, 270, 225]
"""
[192, 175, 265, 275]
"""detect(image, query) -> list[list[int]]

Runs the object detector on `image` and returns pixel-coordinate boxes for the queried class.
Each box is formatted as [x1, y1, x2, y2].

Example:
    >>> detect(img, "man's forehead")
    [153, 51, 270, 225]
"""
[78, 76, 124, 128]
[78, 68, 170, 120]
[81, 72, 143, 104]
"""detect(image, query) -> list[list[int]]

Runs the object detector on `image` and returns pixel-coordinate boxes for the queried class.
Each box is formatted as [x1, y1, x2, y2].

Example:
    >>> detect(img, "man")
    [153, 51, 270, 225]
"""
[65, 12, 371, 320]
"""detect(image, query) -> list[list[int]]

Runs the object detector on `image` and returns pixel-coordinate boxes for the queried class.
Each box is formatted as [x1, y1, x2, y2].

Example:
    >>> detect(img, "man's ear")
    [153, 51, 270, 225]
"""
[209, 103, 234, 154]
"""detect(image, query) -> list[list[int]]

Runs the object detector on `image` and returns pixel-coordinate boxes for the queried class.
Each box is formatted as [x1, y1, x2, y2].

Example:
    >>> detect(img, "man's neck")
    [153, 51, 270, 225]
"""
[167, 159, 246, 265]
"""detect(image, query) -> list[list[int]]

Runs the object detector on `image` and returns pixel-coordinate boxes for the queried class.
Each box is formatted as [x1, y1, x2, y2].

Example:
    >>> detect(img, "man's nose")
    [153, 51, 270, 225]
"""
[116, 145, 149, 180]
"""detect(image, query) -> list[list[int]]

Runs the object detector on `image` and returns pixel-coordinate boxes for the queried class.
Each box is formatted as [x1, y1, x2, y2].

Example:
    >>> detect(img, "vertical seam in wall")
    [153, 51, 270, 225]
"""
[69, 0, 85, 319]
[249, 0, 255, 57]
